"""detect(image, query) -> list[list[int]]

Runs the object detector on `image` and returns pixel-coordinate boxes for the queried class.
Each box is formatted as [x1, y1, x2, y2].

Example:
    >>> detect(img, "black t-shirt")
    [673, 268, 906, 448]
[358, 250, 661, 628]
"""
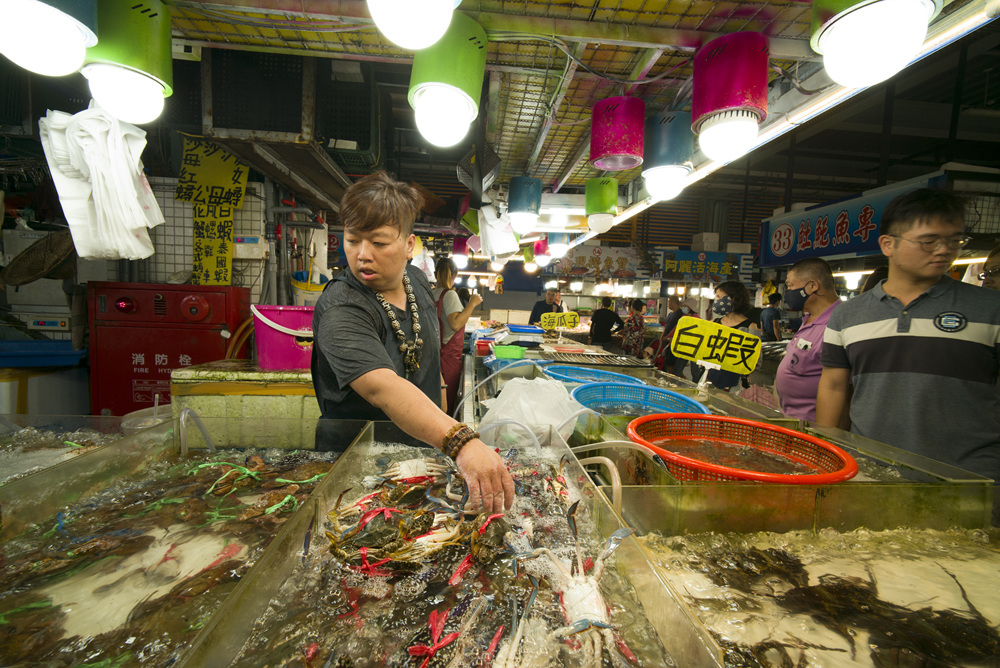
[311, 264, 442, 428]
[529, 299, 563, 325]
[589, 308, 625, 343]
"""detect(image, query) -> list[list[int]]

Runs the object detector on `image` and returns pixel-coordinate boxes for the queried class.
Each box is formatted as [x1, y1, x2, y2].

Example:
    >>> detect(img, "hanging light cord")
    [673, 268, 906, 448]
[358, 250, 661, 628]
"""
[770, 65, 836, 96]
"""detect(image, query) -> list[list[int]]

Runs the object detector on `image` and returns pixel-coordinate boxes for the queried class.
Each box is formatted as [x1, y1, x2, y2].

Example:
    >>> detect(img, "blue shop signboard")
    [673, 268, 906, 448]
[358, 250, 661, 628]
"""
[758, 175, 941, 267]
[659, 250, 750, 287]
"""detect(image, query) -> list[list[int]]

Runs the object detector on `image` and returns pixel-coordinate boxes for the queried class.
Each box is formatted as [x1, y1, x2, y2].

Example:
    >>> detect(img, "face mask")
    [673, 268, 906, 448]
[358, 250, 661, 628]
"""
[680, 306, 691, 314]
[711, 295, 733, 317]
[783, 285, 812, 312]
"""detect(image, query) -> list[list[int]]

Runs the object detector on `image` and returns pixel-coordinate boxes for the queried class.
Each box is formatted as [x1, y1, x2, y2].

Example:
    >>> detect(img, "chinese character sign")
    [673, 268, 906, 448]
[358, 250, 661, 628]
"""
[659, 250, 746, 284]
[540, 311, 580, 329]
[175, 136, 249, 285]
[546, 245, 656, 279]
[758, 176, 939, 267]
[670, 316, 761, 375]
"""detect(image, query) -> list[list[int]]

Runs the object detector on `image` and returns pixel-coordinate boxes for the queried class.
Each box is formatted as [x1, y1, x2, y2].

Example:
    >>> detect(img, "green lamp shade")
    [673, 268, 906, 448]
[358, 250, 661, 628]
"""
[585, 178, 618, 216]
[85, 0, 172, 95]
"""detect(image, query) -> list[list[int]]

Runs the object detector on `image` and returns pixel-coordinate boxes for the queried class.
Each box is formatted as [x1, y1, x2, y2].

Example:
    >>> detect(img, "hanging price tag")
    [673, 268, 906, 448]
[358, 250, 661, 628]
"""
[669, 316, 761, 375]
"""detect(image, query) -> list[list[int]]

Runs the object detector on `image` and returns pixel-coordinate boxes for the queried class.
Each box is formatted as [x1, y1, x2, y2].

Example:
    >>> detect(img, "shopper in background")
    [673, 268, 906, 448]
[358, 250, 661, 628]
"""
[456, 286, 471, 307]
[759, 292, 782, 341]
[645, 296, 682, 371]
[529, 288, 564, 326]
[860, 265, 889, 293]
[706, 281, 755, 391]
[433, 257, 482, 415]
[672, 297, 700, 379]
[588, 296, 624, 350]
[312, 171, 513, 512]
[774, 258, 840, 421]
[981, 245, 1000, 291]
[816, 189, 1000, 517]
[620, 298, 647, 357]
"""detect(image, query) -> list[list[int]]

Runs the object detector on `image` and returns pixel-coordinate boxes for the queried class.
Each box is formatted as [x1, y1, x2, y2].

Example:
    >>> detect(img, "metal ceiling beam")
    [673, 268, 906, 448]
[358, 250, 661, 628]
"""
[526, 42, 586, 176]
[626, 48, 664, 96]
[171, 1, 818, 60]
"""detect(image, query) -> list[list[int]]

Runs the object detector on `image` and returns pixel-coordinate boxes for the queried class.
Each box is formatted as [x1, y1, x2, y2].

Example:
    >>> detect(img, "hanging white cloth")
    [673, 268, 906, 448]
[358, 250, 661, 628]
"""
[38, 104, 163, 260]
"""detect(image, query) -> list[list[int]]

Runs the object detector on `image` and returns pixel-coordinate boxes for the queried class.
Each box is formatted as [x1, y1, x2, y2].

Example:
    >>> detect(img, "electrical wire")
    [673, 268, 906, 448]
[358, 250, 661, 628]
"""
[770, 65, 835, 96]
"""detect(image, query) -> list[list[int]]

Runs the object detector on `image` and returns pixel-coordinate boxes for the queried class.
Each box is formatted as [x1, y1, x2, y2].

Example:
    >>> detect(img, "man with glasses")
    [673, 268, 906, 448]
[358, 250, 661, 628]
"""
[981, 245, 1000, 291]
[817, 189, 1000, 513]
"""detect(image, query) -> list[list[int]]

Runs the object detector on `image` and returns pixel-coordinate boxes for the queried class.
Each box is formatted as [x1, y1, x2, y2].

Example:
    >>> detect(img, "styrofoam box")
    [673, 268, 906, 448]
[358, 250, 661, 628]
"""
[0, 367, 90, 416]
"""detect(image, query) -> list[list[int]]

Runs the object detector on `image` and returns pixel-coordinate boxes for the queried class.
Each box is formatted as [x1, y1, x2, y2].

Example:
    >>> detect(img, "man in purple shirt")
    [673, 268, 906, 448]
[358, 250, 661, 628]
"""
[774, 258, 841, 421]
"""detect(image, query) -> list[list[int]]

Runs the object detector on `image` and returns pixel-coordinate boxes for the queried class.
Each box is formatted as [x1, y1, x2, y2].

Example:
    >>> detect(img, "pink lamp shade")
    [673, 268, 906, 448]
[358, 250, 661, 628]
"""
[691, 31, 769, 133]
[590, 96, 645, 171]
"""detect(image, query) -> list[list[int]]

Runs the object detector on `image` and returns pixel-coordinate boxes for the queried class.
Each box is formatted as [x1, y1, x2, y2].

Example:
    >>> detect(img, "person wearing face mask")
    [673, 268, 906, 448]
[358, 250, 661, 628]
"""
[773, 258, 840, 421]
[706, 281, 755, 391]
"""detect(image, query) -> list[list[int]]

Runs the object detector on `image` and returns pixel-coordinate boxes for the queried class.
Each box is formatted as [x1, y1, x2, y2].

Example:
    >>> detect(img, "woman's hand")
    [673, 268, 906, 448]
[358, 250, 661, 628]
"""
[454, 439, 515, 513]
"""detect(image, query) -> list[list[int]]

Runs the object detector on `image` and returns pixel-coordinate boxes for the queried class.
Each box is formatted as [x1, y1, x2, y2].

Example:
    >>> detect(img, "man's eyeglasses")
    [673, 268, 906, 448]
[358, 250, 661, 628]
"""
[891, 235, 972, 252]
[979, 266, 1000, 281]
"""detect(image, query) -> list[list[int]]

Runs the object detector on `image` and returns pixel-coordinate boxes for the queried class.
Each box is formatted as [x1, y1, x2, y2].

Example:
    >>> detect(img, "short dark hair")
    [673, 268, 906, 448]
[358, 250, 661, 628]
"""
[601, 296, 613, 308]
[767, 292, 782, 305]
[340, 171, 421, 237]
[789, 257, 836, 291]
[715, 280, 751, 315]
[880, 188, 966, 237]
[860, 265, 889, 293]
[630, 298, 645, 312]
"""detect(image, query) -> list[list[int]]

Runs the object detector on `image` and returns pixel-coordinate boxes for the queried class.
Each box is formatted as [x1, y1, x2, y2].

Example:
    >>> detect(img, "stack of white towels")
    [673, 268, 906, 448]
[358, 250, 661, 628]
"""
[39, 105, 164, 260]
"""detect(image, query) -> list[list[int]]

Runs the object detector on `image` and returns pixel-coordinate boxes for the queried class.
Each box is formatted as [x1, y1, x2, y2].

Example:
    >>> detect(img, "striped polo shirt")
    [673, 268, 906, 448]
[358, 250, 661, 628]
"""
[822, 277, 1000, 480]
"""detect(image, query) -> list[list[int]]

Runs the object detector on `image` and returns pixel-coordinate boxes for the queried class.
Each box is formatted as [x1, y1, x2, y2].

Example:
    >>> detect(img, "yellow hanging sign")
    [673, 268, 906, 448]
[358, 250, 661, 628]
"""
[669, 316, 761, 374]
[540, 311, 580, 329]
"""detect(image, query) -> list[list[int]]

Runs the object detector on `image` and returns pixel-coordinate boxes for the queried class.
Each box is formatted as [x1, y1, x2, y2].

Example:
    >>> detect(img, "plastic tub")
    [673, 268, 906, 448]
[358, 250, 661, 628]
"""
[250, 304, 314, 370]
[492, 344, 526, 359]
[544, 365, 646, 386]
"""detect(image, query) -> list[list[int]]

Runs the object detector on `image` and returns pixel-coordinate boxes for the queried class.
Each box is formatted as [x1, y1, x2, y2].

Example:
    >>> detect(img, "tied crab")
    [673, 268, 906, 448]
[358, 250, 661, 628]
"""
[496, 501, 636, 668]
[375, 456, 453, 486]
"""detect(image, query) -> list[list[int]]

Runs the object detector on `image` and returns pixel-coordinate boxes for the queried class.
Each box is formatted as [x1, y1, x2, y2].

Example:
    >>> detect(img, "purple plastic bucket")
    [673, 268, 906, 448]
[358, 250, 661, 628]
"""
[590, 96, 645, 171]
[251, 304, 314, 370]
[691, 31, 769, 132]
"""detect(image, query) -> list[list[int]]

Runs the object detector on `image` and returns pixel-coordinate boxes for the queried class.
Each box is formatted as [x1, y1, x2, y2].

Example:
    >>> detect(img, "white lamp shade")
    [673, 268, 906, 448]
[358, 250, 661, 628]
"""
[697, 110, 759, 163]
[412, 83, 476, 147]
[367, 0, 456, 50]
[548, 243, 569, 259]
[643, 164, 690, 201]
[0, 0, 97, 76]
[452, 253, 468, 269]
[588, 213, 615, 234]
[523, 261, 538, 273]
[490, 259, 505, 271]
[508, 211, 538, 236]
[83, 64, 166, 125]
[535, 254, 552, 267]
[817, 0, 934, 88]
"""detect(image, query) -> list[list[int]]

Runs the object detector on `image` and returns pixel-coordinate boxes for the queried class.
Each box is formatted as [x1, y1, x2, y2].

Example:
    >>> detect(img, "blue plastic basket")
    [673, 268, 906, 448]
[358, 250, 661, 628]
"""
[543, 365, 646, 386]
[572, 382, 710, 415]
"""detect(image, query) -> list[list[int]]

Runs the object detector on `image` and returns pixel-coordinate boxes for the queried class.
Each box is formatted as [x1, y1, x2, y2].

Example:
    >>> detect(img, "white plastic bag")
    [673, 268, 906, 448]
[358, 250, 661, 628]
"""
[479, 377, 584, 443]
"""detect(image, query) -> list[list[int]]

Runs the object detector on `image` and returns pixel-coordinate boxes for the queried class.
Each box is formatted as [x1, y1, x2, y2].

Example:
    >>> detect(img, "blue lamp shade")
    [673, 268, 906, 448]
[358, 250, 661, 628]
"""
[642, 111, 695, 201]
[547, 232, 571, 259]
[508, 176, 542, 236]
[0, 0, 98, 76]
[585, 178, 618, 234]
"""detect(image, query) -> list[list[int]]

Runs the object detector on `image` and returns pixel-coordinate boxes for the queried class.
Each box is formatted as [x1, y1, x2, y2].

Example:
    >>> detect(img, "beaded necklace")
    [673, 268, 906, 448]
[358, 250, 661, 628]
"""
[372, 273, 423, 377]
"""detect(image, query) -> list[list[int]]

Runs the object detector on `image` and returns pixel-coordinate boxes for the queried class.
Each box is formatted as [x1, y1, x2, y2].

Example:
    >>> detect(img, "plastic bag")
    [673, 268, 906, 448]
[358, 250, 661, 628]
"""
[479, 377, 583, 443]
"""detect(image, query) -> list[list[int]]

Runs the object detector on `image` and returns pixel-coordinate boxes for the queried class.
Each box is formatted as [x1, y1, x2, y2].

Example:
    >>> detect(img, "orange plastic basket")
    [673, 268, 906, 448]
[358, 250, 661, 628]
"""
[627, 413, 858, 484]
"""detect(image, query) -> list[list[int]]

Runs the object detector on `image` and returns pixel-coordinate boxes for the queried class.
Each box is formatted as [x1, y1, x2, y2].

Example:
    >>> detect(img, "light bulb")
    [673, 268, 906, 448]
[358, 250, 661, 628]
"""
[818, 0, 934, 88]
[83, 64, 166, 124]
[643, 165, 690, 201]
[367, 0, 456, 50]
[588, 213, 615, 234]
[0, 0, 96, 76]
[548, 241, 570, 259]
[697, 110, 759, 163]
[490, 259, 505, 271]
[452, 253, 468, 269]
[508, 211, 538, 236]
[412, 83, 476, 147]
[523, 261, 538, 273]
[535, 254, 552, 267]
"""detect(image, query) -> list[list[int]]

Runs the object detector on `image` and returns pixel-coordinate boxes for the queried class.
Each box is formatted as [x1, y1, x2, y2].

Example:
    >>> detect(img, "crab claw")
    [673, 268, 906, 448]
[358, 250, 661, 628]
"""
[565, 500, 581, 542]
[558, 618, 613, 638]
[376, 456, 390, 469]
[599, 528, 636, 562]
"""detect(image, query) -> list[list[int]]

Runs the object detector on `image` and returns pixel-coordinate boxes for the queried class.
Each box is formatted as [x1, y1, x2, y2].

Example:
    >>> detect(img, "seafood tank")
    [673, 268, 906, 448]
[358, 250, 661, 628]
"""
[179, 422, 718, 667]
[0, 414, 125, 486]
[0, 415, 368, 666]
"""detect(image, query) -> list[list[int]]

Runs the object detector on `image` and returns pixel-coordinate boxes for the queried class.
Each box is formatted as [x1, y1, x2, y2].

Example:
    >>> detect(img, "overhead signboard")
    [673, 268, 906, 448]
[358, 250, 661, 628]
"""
[670, 316, 761, 375]
[545, 245, 657, 279]
[659, 250, 748, 286]
[540, 311, 580, 329]
[758, 174, 943, 267]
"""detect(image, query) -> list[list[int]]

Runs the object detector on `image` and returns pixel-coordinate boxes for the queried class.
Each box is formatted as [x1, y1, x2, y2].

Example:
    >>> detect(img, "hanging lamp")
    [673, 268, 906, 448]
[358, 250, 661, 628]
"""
[367, 0, 461, 51]
[82, 0, 172, 124]
[590, 96, 645, 171]
[533, 238, 551, 267]
[642, 111, 695, 202]
[585, 178, 618, 234]
[691, 31, 769, 164]
[547, 232, 570, 259]
[811, 0, 941, 88]
[452, 236, 469, 269]
[507, 176, 543, 236]
[408, 13, 487, 147]
[0, 0, 98, 77]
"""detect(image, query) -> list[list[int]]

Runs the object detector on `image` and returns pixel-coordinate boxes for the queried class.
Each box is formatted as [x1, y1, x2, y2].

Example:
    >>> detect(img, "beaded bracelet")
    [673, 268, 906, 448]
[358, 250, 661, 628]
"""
[441, 423, 466, 451]
[448, 429, 479, 460]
